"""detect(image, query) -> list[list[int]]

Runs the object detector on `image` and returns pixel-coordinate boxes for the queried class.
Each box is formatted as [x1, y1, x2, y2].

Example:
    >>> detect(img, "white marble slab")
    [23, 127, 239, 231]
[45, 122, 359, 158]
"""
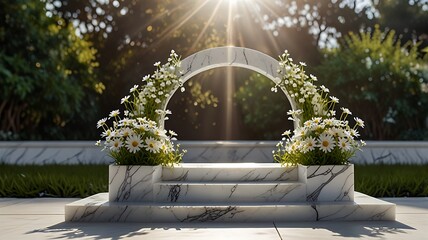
[162, 163, 298, 181]
[109, 165, 161, 202]
[154, 181, 306, 203]
[65, 192, 395, 222]
[2, 141, 428, 165]
[305, 165, 354, 202]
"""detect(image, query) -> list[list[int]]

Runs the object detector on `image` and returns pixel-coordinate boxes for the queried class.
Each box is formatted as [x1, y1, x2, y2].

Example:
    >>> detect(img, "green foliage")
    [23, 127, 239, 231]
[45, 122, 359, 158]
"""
[355, 164, 428, 197]
[0, 0, 103, 140]
[0, 164, 108, 198]
[1, 164, 427, 198]
[316, 25, 428, 140]
[234, 73, 291, 139]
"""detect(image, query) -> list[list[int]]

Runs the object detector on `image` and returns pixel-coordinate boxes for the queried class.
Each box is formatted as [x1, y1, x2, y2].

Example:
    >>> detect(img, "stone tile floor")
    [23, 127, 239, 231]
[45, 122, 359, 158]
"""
[0, 197, 427, 240]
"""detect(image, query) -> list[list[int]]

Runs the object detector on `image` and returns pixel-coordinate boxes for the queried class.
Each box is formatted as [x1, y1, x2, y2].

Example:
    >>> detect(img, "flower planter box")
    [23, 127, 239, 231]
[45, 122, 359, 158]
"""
[108, 164, 162, 202]
[302, 164, 354, 202]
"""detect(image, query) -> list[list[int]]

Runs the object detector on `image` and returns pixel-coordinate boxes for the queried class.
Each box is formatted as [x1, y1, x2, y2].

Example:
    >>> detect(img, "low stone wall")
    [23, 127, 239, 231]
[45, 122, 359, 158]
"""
[0, 141, 427, 165]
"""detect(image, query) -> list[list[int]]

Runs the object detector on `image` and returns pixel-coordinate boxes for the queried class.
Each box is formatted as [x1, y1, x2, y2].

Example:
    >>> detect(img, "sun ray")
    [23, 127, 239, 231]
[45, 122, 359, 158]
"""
[187, 0, 223, 55]
[149, 0, 211, 50]
[227, 0, 235, 45]
[247, 1, 281, 53]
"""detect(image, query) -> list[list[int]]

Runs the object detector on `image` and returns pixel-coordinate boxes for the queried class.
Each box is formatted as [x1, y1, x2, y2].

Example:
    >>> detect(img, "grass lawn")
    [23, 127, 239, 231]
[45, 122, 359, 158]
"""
[1, 164, 427, 198]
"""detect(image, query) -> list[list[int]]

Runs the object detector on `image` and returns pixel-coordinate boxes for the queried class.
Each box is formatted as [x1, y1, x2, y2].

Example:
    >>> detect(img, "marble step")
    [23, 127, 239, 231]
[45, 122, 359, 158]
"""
[154, 181, 306, 203]
[162, 163, 300, 182]
[65, 192, 396, 222]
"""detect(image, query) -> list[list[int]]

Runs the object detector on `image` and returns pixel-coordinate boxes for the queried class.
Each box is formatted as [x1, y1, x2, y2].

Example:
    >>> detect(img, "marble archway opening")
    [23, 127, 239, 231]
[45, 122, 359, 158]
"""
[161, 46, 298, 130]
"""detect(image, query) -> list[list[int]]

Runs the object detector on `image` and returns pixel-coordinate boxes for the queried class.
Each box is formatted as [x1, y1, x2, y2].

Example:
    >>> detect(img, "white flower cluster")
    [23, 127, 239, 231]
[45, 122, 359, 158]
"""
[273, 50, 340, 122]
[273, 50, 366, 165]
[278, 111, 366, 156]
[120, 50, 184, 121]
[96, 50, 186, 165]
[96, 111, 179, 155]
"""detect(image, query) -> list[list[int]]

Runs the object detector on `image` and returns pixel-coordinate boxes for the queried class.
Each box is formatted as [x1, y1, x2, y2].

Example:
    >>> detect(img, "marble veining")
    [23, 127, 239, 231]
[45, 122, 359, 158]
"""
[65, 192, 396, 222]
[167, 184, 183, 202]
[177, 206, 243, 222]
[109, 165, 160, 202]
[306, 165, 354, 202]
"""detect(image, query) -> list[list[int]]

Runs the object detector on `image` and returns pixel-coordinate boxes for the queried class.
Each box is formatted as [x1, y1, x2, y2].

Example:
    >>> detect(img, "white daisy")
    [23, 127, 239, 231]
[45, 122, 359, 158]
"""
[154, 129, 167, 138]
[145, 137, 160, 153]
[101, 129, 112, 138]
[338, 137, 350, 151]
[130, 85, 139, 93]
[329, 96, 339, 103]
[282, 130, 292, 136]
[320, 85, 329, 93]
[110, 138, 123, 152]
[341, 107, 352, 115]
[354, 117, 365, 128]
[120, 127, 133, 138]
[109, 110, 120, 118]
[350, 129, 360, 137]
[318, 133, 335, 153]
[126, 135, 142, 153]
[304, 136, 317, 152]
[97, 118, 107, 129]
[121, 95, 130, 104]
[142, 75, 150, 81]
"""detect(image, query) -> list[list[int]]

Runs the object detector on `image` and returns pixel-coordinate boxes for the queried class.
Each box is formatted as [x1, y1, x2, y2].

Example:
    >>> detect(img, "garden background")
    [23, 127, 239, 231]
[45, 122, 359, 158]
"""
[1, 0, 428, 141]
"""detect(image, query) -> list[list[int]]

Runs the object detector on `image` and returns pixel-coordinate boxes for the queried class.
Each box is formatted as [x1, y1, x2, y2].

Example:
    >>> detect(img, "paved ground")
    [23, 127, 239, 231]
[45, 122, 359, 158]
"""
[1, 197, 427, 240]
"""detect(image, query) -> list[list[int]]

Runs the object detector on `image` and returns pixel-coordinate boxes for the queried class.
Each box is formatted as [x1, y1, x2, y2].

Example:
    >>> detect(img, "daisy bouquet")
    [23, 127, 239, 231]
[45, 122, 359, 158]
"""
[273, 50, 365, 165]
[96, 50, 186, 165]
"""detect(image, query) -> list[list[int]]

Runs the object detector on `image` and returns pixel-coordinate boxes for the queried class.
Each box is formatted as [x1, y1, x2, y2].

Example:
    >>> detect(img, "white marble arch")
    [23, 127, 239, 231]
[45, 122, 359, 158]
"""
[161, 46, 298, 128]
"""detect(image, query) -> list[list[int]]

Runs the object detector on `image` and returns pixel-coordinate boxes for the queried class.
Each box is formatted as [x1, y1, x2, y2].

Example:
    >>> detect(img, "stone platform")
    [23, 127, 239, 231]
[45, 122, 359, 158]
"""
[65, 163, 396, 222]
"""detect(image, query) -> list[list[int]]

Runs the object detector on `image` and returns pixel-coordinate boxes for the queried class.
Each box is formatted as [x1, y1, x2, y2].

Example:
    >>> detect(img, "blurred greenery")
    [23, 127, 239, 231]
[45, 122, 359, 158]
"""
[1, 0, 428, 140]
[316, 25, 428, 140]
[234, 73, 292, 139]
[1, 164, 427, 198]
[0, 0, 103, 140]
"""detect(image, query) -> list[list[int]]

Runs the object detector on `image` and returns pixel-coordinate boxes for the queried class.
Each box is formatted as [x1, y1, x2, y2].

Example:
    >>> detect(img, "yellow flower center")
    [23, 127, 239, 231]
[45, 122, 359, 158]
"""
[322, 141, 329, 147]
[132, 141, 138, 147]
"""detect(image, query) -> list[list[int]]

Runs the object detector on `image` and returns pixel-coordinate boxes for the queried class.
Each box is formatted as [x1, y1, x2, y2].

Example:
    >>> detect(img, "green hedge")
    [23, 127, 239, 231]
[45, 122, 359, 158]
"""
[355, 164, 428, 197]
[0, 164, 427, 198]
[0, 164, 108, 198]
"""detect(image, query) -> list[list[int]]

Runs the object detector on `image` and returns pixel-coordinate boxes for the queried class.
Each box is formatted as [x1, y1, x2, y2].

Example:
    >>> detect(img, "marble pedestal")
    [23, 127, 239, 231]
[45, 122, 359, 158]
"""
[65, 163, 395, 222]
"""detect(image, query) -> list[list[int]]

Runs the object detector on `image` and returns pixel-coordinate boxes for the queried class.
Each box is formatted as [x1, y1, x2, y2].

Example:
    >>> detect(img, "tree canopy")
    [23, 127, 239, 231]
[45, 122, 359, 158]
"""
[0, 0, 103, 139]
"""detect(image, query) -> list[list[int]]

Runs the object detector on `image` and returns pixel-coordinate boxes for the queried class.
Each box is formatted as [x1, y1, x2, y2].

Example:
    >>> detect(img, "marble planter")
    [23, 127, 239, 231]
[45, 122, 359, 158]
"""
[109, 164, 162, 202]
[303, 164, 354, 202]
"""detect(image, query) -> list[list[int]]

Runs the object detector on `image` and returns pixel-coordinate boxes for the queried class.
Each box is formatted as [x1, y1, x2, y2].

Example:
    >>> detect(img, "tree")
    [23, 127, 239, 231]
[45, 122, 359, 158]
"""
[0, 0, 103, 139]
[316, 25, 428, 140]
